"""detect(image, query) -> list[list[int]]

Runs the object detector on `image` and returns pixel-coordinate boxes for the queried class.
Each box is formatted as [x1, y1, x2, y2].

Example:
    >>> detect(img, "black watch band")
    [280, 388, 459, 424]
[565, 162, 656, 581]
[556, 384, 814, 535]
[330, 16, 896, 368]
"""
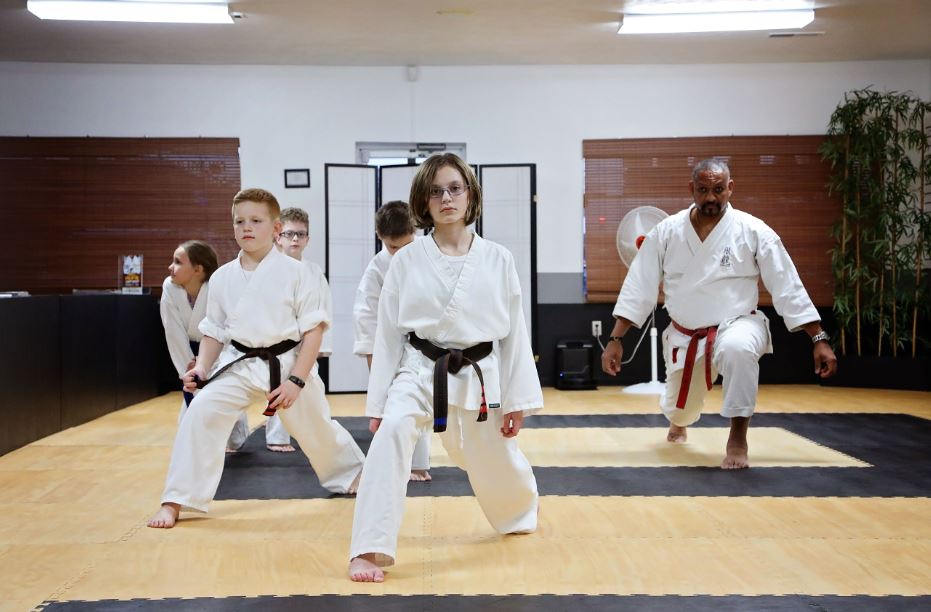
[287, 374, 306, 388]
[608, 336, 624, 344]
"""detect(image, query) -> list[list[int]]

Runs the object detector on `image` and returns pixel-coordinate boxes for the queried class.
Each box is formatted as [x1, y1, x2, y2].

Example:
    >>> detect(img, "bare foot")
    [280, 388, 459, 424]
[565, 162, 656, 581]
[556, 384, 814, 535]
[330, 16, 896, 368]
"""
[721, 443, 749, 469]
[721, 416, 750, 469]
[146, 503, 180, 529]
[667, 424, 688, 443]
[409, 470, 432, 482]
[267, 444, 296, 453]
[347, 470, 363, 495]
[349, 554, 384, 582]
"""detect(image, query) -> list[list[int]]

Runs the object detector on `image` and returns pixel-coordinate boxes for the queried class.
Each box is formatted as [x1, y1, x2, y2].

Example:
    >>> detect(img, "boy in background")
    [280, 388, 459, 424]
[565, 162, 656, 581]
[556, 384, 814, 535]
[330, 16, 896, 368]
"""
[353, 201, 431, 482]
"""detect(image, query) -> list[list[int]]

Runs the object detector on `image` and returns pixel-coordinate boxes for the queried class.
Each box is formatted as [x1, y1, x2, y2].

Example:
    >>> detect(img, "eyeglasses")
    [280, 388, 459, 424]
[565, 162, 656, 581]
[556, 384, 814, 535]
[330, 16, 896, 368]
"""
[280, 230, 308, 240]
[429, 184, 469, 199]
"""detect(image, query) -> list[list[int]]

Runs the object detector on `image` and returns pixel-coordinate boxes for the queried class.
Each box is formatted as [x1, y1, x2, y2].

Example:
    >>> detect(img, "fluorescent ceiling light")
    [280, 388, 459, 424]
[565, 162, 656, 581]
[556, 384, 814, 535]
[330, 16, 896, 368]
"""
[27, 0, 233, 24]
[619, 9, 814, 34]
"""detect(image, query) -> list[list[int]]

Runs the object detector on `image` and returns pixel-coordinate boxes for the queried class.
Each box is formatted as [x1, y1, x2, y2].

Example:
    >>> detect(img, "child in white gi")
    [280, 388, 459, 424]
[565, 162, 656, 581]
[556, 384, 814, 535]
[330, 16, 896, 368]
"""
[159, 240, 250, 451]
[147, 188, 365, 529]
[353, 200, 432, 482]
[349, 154, 541, 582]
[265, 206, 334, 453]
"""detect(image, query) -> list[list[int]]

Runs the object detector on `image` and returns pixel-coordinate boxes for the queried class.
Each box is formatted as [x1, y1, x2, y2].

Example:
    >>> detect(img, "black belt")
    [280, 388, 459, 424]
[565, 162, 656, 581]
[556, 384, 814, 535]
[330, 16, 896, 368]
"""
[408, 332, 493, 433]
[195, 338, 300, 416]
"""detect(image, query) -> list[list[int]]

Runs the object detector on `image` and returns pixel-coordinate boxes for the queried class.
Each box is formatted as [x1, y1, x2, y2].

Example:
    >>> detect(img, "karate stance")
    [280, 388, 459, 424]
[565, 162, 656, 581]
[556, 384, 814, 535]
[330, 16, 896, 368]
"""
[601, 158, 837, 469]
[349, 154, 541, 582]
[148, 188, 365, 528]
[267, 206, 334, 453]
[352, 200, 432, 482]
[160, 240, 250, 451]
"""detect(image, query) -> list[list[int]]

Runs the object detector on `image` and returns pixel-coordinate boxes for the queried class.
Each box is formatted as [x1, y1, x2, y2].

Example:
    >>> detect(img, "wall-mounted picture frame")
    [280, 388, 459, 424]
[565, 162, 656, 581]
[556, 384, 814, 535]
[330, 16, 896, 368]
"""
[284, 168, 310, 188]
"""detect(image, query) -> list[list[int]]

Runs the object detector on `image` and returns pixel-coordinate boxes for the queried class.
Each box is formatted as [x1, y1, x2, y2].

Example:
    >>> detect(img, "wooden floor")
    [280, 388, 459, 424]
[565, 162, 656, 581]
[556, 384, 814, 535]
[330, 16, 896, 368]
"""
[1, 386, 929, 611]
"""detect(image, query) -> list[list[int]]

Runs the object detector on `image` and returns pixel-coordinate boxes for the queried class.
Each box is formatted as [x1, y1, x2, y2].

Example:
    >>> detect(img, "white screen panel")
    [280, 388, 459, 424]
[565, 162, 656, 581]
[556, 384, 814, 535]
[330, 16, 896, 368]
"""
[381, 165, 419, 204]
[479, 166, 533, 342]
[326, 165, 376, 392]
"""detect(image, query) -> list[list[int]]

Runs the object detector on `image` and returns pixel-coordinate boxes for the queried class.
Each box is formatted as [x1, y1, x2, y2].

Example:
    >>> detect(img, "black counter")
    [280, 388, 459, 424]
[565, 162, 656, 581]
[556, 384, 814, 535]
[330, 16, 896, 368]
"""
[0, 294, 167, 455]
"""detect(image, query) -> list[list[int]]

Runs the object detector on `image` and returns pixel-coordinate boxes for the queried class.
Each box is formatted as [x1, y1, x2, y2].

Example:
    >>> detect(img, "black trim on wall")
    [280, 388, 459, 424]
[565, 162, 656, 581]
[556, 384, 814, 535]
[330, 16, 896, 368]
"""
[536, 304, 837, 387]
[0, 296, 62, 456]
[2, 294, 165, 456]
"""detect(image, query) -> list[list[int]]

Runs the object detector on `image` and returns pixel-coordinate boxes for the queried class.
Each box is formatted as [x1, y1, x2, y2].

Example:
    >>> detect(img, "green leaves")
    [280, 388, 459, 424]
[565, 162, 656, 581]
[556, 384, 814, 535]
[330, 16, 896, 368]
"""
[822, 88, 931, 358]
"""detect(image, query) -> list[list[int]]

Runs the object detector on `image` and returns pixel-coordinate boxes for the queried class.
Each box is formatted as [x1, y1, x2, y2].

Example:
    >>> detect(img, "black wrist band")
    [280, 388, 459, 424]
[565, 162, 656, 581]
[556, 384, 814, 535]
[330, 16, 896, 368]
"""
[287, 374, 306, 388]
[608, 336, 624, 343]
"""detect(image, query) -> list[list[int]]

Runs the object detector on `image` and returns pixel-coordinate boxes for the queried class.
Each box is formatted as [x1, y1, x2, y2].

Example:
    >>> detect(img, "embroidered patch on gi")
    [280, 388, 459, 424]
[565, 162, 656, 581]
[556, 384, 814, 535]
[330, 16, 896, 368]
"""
[489, 403, 501, 409]
[720, 246, 732, 268]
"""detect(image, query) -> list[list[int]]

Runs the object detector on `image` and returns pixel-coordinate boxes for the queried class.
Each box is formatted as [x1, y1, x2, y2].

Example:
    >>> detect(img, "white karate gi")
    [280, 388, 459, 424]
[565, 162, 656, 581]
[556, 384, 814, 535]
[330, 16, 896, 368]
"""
[160, 248, 365, 511]
[159, 276, 249, 450]
[264, 259, 335, 446]
[352, 246, 431, 471]
[613, 203, 819, 425]
[350, 234, 541, 567]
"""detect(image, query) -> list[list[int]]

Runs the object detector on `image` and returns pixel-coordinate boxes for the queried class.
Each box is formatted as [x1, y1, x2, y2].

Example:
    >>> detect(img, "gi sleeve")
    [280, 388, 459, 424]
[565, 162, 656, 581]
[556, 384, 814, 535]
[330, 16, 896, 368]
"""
[757, 229, 820, 332]
[198, 271, 230, 345]
[352, 259, 381, 356]
[612, 225, 663, 328]
[365, 263, 407, 418]
[498, 253, 544, 416]
[159, 277, 194, 377]
[293, 263, 329, 337]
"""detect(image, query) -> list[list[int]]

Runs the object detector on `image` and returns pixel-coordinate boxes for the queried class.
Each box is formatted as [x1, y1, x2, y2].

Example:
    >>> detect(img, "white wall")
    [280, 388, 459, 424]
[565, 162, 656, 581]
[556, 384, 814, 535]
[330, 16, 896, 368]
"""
[1, 60, 928, 278]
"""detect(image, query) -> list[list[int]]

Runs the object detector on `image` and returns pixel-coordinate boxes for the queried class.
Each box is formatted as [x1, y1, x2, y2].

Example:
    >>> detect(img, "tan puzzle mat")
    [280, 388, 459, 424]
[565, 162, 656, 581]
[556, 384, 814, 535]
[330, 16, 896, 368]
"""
[5, 496, 928, 607]
[429, 427, 870, 468]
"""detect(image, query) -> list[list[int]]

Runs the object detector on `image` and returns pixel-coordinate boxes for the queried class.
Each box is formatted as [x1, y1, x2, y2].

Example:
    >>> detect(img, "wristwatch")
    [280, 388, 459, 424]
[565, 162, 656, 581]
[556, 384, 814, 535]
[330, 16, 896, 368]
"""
[810, 331, 830, 344]
[608, 336, 624, 344]
[287, 374, 306, 388]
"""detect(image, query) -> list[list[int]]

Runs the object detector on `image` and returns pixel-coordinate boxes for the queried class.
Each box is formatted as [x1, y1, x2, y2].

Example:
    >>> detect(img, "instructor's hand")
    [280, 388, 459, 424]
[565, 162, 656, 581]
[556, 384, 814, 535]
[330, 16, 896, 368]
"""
[267, 379, 301, 411]
[813, 342, 838, 378]
[500, 411, 524, 438]
[601, 340, 624, 376]
[369, 417, 382, 433]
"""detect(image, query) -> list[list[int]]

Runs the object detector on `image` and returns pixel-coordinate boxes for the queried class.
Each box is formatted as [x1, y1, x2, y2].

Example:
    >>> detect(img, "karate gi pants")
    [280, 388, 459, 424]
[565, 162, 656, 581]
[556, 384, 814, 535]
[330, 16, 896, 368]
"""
[411, 431, 431, 472]
[179, 391, 250, 451]
[350, 374, 538, 567]
[161, 365, 365, 512]
[661, 313, 771, 427]
[265, 414, 291, 446]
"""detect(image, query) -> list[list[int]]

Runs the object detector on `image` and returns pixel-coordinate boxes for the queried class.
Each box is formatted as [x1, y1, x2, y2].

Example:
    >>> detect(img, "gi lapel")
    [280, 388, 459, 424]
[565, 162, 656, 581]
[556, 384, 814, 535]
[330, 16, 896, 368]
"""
[677, 203, 735, 296]
[429, 233, 480, 342]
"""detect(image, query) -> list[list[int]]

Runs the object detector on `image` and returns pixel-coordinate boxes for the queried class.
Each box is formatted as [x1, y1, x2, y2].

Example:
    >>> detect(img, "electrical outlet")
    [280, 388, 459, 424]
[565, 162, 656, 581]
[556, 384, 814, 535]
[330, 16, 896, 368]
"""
[591, 320, 602, 337]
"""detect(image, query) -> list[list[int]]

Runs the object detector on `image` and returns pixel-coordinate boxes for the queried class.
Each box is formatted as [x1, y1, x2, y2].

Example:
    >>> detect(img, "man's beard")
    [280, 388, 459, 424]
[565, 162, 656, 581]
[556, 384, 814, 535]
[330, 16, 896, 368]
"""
[699, 202, 721, 217]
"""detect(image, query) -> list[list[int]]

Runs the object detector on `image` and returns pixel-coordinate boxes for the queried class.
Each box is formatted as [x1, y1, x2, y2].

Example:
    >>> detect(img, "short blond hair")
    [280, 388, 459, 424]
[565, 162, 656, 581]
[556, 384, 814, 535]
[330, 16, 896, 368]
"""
[280, 207, 309, 227]
[232, 188, 281, 218]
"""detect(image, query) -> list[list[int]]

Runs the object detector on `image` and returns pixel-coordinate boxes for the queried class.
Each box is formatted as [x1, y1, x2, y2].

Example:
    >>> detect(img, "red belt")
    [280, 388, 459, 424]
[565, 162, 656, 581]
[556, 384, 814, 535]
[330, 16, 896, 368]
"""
[671, 320, 717, 409]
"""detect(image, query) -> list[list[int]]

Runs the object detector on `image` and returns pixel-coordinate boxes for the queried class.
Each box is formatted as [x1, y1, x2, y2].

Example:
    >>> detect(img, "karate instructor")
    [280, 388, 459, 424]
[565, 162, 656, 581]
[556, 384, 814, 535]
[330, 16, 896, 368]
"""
[601, 158, 837, 469]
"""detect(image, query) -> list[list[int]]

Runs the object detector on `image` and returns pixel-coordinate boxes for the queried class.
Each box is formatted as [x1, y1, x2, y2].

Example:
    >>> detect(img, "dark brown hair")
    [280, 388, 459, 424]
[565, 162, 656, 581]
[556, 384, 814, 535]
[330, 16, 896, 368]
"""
[375, 200, 415, 238]
[409, 153, 482, 230]
[179, 240, 219, 281]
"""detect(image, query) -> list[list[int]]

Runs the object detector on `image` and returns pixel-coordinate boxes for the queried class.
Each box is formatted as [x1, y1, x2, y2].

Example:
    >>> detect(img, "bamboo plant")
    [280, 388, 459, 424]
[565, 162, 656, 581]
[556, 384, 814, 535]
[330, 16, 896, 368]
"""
[820, 88, 931, 358]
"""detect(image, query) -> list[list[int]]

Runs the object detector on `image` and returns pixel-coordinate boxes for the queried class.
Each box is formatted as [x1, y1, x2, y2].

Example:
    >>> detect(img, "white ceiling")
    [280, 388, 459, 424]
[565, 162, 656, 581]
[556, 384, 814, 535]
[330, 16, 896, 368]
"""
[0, 0, 929, 66]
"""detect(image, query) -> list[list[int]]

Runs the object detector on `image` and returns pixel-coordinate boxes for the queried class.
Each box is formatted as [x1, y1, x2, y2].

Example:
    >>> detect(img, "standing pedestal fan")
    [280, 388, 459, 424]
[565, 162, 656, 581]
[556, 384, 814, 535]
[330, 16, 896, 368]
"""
[614, 206, 668, 395]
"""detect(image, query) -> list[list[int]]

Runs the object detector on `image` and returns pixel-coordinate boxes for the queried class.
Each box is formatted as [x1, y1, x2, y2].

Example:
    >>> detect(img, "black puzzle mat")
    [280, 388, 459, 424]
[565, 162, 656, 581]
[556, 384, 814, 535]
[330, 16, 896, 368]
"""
[40, 594, 931, 611]
[214, 413, 931, 500]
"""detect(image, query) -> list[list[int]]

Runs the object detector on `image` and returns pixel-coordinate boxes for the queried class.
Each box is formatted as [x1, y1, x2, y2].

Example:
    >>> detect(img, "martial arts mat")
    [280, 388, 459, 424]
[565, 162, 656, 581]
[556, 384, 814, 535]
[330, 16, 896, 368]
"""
[1, 386, 929, 611]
